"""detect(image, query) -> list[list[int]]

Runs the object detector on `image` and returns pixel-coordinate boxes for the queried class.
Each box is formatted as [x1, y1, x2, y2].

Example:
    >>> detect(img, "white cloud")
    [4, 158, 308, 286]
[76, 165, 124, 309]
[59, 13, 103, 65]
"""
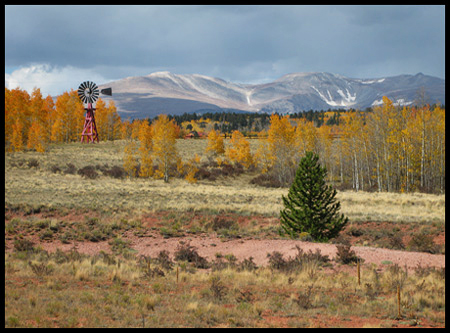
[5, 64, 109, 97]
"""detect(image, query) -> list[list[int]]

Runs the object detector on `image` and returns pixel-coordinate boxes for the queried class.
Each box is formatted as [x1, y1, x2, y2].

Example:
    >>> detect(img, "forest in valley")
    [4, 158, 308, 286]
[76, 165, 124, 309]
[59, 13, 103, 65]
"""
[5, 87, 445, 194]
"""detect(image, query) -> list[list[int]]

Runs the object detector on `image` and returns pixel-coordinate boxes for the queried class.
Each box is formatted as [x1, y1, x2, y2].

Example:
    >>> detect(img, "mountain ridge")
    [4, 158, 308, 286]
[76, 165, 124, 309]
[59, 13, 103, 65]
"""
[98, 71, 444, 119]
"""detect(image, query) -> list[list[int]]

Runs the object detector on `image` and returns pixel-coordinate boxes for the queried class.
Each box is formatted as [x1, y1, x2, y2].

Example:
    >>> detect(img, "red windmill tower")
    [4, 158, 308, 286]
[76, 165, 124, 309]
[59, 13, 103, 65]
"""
[77, 81, 112, 143]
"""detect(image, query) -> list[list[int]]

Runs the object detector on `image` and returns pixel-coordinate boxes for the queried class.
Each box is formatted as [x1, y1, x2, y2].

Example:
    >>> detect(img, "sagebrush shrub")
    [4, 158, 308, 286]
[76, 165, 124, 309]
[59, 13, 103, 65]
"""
[335, 244, 360, 264]
[174, 242, 209, 269]
[103, 165, 126, 179]
[77, 165, 99, 179]
[64, 163, 77, 174]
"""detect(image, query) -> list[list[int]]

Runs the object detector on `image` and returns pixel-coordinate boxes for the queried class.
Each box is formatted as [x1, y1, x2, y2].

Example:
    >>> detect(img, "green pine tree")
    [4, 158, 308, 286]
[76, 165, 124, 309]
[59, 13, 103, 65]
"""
[280, 151, 348, 242]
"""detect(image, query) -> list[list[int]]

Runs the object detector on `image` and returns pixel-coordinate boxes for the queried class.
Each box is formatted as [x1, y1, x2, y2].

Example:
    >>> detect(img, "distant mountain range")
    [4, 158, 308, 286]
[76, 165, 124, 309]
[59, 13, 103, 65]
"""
[98, 71, 445, 119]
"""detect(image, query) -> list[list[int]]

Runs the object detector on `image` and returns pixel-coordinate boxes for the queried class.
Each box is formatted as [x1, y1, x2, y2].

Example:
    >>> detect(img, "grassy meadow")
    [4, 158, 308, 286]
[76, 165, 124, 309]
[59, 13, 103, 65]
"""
[5, 139, 445, 223]
[4, 139, 446, 328]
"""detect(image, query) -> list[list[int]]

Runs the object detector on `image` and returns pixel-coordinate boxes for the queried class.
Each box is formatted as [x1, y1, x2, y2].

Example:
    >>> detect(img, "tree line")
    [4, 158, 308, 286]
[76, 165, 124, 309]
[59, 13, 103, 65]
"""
[5, 87, 123, 152]
[5, 87, 445, 194]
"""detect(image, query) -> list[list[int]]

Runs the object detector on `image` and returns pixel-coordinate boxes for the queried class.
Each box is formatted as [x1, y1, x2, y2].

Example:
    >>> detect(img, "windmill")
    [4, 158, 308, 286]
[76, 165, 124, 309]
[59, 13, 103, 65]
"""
[77, 81, 112, 143]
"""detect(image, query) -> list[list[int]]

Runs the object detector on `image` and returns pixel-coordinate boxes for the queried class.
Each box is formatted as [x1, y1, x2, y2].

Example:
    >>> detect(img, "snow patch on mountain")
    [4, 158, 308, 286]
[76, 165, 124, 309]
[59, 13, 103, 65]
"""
[311, 86, 356, 107]
[358, 78, 386, 84]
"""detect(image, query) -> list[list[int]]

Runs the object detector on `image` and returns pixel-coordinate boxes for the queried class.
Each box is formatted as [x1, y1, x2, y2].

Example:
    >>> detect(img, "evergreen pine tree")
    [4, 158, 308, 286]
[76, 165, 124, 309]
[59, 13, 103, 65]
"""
[280, 151, 348, 242]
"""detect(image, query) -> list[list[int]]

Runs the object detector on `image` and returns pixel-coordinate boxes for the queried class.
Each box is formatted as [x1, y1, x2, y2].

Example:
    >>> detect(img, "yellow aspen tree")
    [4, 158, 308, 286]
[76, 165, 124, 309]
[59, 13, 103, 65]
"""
[225, 130, 253, 169]
[96, 99, 121, 141]
[138, 120, 154, 178]
[50, 118, 61, 142]
[120, 119, 132, 140]
[6, 88, 30, 150]
[5, 88, 13, 145]
[138, 120, 153, 151]
[366, 96, 392, 191]
[54, 90, 85, 142]
[131, 119, 142, 140]
[94, 98, 108, 140]
[24, 88, 52, 151]
[184, 153, 201, 183]
[26, 122, 46, 152]
[267, 114, 296, 184]
[139, 147, 154, 178]
[254, 139, 272, 174]
[123, 140, 138, 178]
[43, 95, 55, 142]
[11, 118, 24, 152]
[399, 106, 415, 192]
[341, 111, 366, 191]
[205, 129, 225, 156]
[433, 105, 445, 192]
[295, 118, 318, 156]
[151, 114, 179, 182]
[106, 101, 122, 140]
[30, 88, 46, 123]
[316, 124, 334, 182]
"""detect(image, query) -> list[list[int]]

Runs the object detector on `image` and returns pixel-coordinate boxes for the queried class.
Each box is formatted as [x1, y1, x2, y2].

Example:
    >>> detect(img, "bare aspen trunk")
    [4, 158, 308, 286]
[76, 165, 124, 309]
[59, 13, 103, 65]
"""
[354, 153, 359, 192]
[376, 157, 382, 192]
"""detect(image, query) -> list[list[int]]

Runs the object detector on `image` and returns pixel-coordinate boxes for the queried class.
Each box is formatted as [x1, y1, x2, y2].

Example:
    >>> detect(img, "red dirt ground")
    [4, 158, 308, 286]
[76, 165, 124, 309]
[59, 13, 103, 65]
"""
[5, 210, 445, 328]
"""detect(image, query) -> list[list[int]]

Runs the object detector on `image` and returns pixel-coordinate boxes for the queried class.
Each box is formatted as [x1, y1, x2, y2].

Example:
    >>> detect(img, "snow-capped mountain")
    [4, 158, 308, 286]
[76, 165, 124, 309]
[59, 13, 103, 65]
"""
[98, 71, 444, 119]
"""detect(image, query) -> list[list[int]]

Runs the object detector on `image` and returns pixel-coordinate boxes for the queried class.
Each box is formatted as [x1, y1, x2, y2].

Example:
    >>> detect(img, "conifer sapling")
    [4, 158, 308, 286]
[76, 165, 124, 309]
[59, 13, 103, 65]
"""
[280, 151, 348, 242]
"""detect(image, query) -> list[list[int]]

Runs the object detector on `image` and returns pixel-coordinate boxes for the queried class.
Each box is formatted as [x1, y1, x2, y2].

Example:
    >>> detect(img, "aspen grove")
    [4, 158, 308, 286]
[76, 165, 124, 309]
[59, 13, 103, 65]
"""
[5, 87, 445, 194]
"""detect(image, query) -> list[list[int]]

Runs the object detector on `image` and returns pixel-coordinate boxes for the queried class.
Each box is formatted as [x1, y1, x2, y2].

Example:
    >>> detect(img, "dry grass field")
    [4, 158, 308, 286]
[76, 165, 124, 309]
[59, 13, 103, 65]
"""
[5, 140, 445, 223]
[4, 140, 445, 328]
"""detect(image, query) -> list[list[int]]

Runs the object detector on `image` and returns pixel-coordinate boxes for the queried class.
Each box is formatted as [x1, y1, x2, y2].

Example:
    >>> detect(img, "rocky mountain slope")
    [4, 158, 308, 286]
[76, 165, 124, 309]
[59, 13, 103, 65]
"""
[98, 71, 444, 119]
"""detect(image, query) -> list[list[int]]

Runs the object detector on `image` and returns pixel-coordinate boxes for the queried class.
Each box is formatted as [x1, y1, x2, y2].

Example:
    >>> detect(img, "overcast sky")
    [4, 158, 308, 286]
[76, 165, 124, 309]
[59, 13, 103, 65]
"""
[5, 5, 445, 97]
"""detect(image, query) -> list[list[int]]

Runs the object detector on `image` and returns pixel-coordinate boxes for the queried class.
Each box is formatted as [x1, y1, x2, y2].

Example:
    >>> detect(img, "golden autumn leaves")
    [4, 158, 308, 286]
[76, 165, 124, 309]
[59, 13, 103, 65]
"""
[5, 87, 122, 152]
[123, 114, 180, 182]
[5, 86, 445, 193]
[123, 112, 318, 184]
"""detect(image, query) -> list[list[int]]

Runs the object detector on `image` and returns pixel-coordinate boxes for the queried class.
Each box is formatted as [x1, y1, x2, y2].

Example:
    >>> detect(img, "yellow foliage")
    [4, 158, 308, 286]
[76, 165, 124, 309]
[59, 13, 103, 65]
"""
[11, 118, 24, 152]
[123, 140, 138, 178]
[205, 129, 225, 155]
[151, 114, 179, 182]
[225, 130, 253, 169]
[254, 139, 272, 174]
[138, 120, 153, 152]
[295, 118, 317, 155]
[26, 122, 46, 153]
[139, 147, 154, 178]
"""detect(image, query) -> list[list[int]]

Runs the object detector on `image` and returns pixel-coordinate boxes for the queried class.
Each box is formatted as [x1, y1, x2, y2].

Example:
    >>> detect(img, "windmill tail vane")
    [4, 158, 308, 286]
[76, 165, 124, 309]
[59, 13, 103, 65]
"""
[77, 81, 112, 143]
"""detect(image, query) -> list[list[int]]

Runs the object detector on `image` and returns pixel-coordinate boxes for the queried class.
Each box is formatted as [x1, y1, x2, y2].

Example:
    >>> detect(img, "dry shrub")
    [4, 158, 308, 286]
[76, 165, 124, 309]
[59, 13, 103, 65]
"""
[156, 250, 174, 271]
[50, 165, 61, 173]
[78, 165, 99, 179]
[335, 244, 360, 265]
[28, 261, 53, 276]
[27, 159, 39, 168]
[195, 167, 215, 181]
[408, 233, 439, 254]
[13, 238, 36, 252]
[64, 163, 77, 174]
[267, 245, 329, 272]
[174, 241, 209, 269]
[250, 173, 282, 188]
[95, 164, 110, 173]
[103, 165, 126, 179]
[209, 217, 237, 231]
[210, 275, 228, 301]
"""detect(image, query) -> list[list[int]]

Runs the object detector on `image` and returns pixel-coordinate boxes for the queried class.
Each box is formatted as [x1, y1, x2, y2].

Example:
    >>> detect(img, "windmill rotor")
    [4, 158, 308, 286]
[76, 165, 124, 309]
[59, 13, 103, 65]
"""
[77, 81, 100, 104]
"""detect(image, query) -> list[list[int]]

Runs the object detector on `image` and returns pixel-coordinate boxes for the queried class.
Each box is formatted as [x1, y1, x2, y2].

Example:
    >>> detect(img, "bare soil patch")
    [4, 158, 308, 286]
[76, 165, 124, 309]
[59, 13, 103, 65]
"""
[5, 210, 445, 272]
